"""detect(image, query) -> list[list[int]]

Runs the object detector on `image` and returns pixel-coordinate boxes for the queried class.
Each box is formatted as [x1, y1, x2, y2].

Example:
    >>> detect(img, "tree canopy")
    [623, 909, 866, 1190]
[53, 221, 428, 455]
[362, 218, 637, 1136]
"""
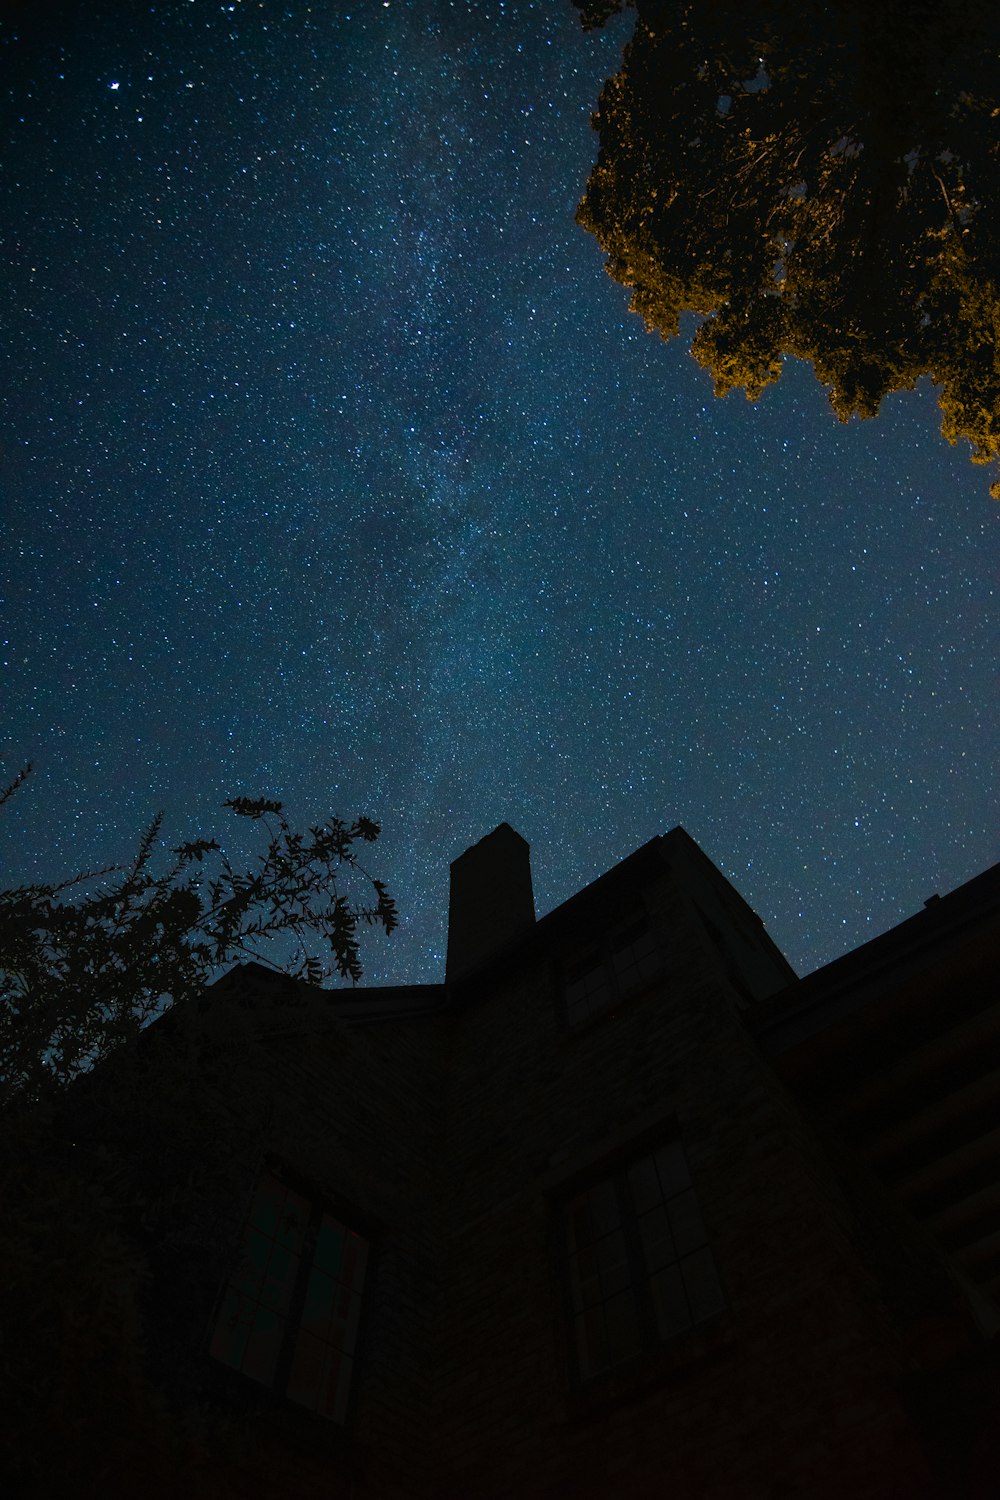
[574, 0, 1000, 498]
[0, 766, 396, 1112]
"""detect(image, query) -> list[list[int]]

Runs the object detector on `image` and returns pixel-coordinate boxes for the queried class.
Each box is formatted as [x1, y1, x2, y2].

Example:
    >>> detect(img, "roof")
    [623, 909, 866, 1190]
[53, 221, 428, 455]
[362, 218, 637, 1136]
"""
[752, 860, 1000, 1056]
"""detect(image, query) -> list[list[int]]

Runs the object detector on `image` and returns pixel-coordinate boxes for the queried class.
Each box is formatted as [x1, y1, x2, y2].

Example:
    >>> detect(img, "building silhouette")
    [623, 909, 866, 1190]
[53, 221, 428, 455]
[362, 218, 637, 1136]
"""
[46, 826, 1000, 1496]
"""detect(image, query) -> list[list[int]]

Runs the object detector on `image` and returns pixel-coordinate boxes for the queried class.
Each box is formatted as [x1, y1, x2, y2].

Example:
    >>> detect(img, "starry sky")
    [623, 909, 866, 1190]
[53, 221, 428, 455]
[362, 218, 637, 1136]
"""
[2, 0, 996, 988]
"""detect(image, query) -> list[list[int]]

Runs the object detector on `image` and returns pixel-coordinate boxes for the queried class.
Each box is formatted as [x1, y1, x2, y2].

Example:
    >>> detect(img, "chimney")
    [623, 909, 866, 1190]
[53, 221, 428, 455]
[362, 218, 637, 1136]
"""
[446, 824, 535, 982]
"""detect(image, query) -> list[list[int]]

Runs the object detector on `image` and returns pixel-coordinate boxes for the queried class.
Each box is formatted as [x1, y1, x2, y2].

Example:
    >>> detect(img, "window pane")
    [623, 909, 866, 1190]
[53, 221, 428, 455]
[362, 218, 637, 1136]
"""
[274, 1188, 310, 1250]
[567, 1193, 591, 1251]
[612, 946, 636, 971]
[610, 919, 647, 954]
[232, 1232, 299, 1318]
[637, 1204, 675, 1273]
[233, 1228, 271, 1291]
[568, 1179, 619, 1247]
[585, 969, 609, 999]
[632, 927, 659, 960]
[340, 1229, 369, 1292]
[211, 1173, 370, 1416]
[615, 960, 643, 995]
[669, 1188, 706, 1257]
[636, 945, 661, 982]
[332, 1288, 363, 1355]
[584, 975, 613, 1015]
[568, 970, 612, 1020]
[261, 1243, 298, 1313]
[249, 1175, 309, 1252]
[566, 991, 589, 1026]
[611, 920, 660, 995]
[313, 1218, 345, 1278]
[301, 1265, 335, 1339]
[627, 1154, 662, 1214]
[565, 953, 601, 985]
[565, 959, 604, 1002]
[654, 1140, 690, 1198]
[287, 1335, 355, 1424]
[208, 1285, 254, 1368]
[241, 1304, 284, 1384]
[574, 1242, 598, 1284]
[588, 1179, 620, 1237]
[285, 1222, 366, 1421]
[682, 1247, 726, 1323]
[565, 954, 613, 1023]
[563, 1144, 718, 1380]
[323, 1348, 352, 1424]
[569, 1248, 601, 1312]
[650, 1263, 692, 1341]
[603, 1288, 642, 1368]
[575, 1304, 607, 1378]
[565, 978, 586, 1010]
[595, 1229, 631, 1298]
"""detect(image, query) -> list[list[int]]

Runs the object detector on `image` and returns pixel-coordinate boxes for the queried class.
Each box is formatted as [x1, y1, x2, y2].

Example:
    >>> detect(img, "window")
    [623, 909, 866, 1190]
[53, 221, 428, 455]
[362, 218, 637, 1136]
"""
[208, 1169, 369, 1424]
[563, 915, 662, 1027]
[561, 1138, 724, 1381]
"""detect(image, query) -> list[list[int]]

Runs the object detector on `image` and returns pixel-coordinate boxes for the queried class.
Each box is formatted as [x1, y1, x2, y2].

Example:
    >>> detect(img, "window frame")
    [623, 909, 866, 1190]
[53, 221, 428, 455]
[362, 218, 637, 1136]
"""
[559, 909, 665, 1029]
[203, 1160, 377, 1428]
[550, 1130, 727, 1397]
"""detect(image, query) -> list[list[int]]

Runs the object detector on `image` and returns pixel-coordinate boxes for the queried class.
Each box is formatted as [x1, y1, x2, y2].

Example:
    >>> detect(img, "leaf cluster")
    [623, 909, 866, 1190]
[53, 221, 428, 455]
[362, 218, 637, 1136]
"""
[0, 767, 397, 1112]
[575, 0, 1000, 497]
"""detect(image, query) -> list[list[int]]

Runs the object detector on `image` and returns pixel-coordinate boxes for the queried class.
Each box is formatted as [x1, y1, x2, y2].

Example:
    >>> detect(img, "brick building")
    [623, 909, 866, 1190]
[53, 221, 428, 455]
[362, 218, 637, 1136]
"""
[53, 825, 1000, 1496]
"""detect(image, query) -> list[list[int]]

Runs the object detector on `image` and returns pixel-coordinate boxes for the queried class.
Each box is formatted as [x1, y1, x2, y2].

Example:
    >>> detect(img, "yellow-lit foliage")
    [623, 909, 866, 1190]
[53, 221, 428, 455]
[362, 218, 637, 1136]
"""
[575, 0, 1000, 497]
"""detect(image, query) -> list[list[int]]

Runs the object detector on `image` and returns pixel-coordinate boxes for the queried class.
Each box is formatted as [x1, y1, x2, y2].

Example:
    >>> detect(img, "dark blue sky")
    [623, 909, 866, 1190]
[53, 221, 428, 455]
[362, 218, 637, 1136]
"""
[2, 0, 996, 986]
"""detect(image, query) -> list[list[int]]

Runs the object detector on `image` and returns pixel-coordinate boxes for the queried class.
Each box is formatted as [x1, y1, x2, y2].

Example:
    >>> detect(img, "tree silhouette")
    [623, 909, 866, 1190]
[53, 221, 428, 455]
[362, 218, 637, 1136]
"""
[575, 0, 1000, 498]
[0, 765, 396, 1112]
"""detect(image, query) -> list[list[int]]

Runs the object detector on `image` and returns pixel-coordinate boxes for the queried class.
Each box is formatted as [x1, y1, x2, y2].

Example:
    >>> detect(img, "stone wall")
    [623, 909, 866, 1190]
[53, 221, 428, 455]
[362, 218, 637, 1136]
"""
[99, 854, 991, 1498]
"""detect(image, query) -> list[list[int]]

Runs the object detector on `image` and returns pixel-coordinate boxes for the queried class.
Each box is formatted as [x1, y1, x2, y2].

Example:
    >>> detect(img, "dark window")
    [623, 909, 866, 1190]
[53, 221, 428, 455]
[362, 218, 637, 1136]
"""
[563, 915, 662, 1026]
[562, 1139, 724, 1380]
[208, 1170, 369, 1424]
[564, 953, 613, 1022]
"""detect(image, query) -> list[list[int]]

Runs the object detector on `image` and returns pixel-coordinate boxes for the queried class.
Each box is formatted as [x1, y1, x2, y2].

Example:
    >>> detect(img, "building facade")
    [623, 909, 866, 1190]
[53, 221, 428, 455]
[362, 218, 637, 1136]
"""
[49, 825, 1000, 1497]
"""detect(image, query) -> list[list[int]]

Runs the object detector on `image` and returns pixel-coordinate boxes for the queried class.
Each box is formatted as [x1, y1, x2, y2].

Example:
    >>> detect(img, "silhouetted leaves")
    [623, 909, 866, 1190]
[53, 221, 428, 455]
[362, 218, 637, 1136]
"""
[222, 795, 283, 818]
[171, 838, 221, 863]
[0, 767, 396, 1111]
[575, 0, 1000, 497]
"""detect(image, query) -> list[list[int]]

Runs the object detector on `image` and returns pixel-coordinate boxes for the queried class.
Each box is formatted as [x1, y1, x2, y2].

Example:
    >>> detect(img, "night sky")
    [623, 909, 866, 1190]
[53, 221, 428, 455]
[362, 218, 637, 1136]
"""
[2, 0, 996, 988]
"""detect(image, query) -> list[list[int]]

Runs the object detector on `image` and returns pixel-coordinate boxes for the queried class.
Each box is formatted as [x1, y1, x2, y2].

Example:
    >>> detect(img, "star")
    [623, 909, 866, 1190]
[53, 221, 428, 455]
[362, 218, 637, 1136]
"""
[1, 1, 994, 990]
